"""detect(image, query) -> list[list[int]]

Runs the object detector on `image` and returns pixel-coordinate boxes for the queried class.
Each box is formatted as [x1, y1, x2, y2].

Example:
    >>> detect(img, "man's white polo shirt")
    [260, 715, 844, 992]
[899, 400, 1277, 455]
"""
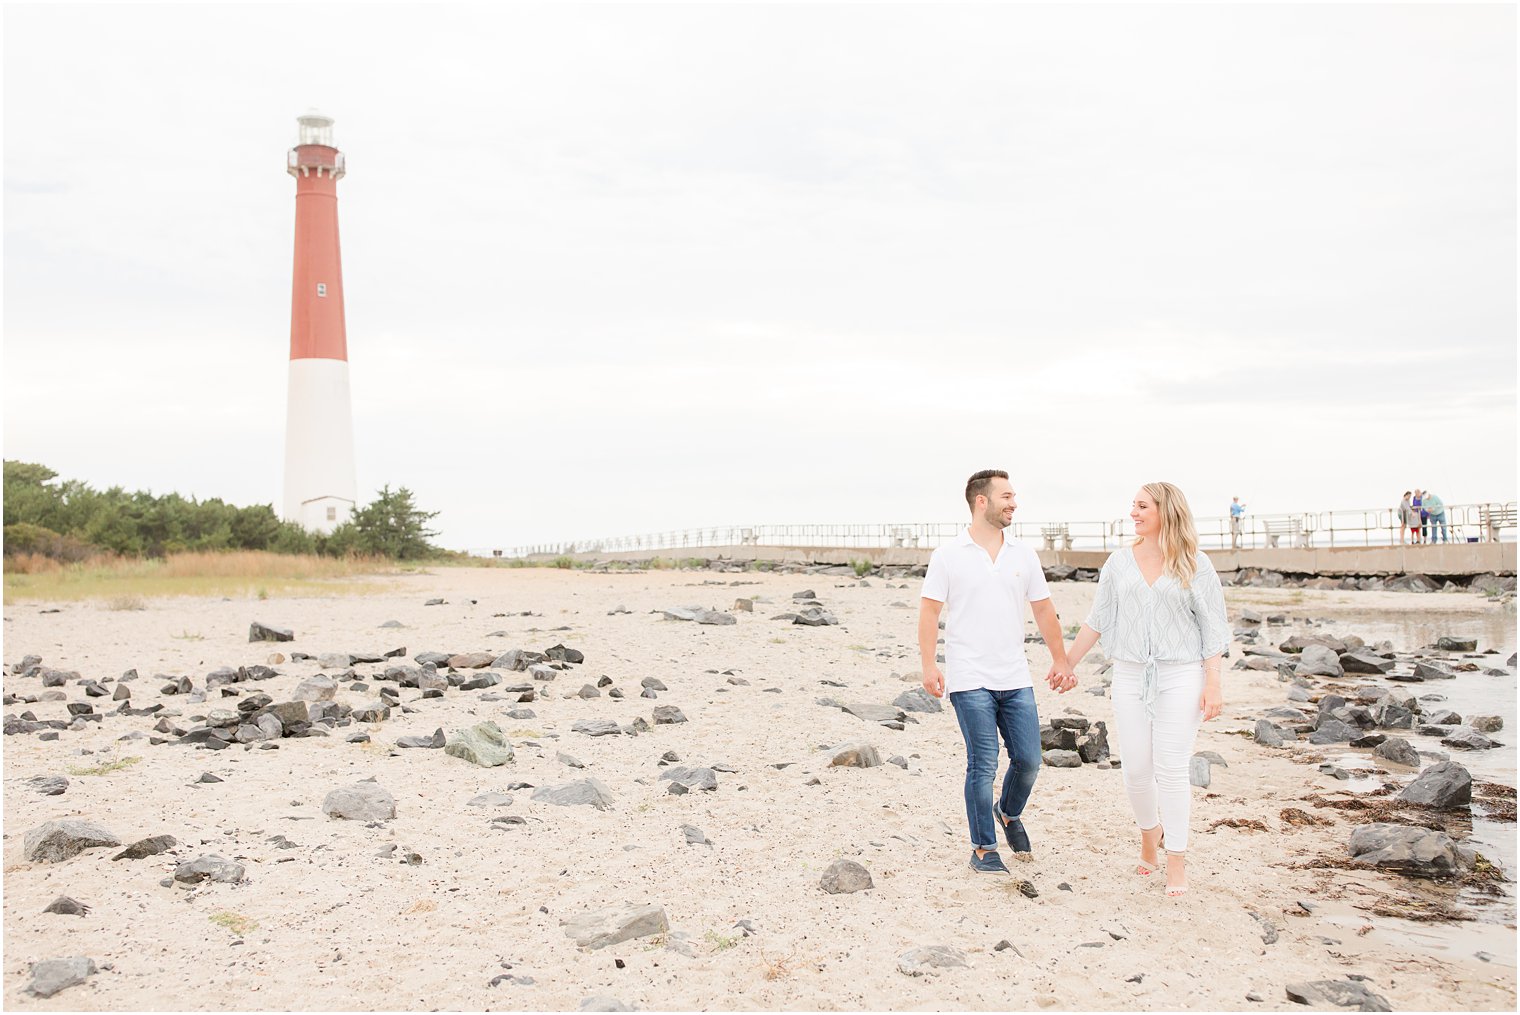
[921, 527, 1051, 695]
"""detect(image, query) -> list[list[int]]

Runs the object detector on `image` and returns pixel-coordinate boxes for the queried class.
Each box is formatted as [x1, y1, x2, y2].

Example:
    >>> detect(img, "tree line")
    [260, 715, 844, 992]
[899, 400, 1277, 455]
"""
[3, 461, 441, 562]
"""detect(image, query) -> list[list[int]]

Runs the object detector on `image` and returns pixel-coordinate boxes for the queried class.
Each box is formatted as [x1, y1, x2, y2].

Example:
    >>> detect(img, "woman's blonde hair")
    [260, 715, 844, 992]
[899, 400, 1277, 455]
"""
[1134, 481, 1199, 587]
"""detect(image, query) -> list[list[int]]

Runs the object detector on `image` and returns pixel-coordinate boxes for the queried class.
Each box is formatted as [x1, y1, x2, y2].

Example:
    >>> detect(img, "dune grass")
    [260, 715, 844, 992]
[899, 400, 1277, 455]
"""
[3, 551, 409, 605]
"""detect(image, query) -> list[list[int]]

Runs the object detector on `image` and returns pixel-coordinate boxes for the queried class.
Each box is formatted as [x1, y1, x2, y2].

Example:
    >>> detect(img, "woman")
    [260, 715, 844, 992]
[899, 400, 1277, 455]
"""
[1398, 491, 1416, 545]
[1412, 489, 1426, 544]
[1064, 483, 1228, 896]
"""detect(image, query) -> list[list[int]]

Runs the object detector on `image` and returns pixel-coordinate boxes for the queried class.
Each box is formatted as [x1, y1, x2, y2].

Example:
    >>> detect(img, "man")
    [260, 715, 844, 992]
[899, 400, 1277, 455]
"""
[1423, 491, 1448, 543]
[1229, 496, 1247, 550]
[919, 469, 1075, 875]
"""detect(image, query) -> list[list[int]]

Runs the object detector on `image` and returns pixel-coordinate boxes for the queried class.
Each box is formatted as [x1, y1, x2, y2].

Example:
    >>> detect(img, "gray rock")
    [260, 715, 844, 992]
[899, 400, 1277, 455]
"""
[173, 854, 246, 885]
[897, 945, 969, 976]
[641, 677, 668, 691]
[29, 774, 70, 796]
[448, 652, 496, 669]
[1470, 715, 1504, 733]
[1348, 822, 1460, 879]
[794, 607, 839, 626]
[893, 688, 943, 713]
[1398, 761, 1472, 809]
[1295, 644, 1344, 678]
[682, 824, 710, 846]
[830, 743, 882, 768]
[1043, 750, 1081, 768]
[292, 675, 338, 702]
[694, 609, 737, 626]
[1076, 721, 1111, 763]
[820, 858, 873, 894]
[561, 903, 669, 949]
[466, 792, 514, 807]
[572, 719, 622, 737]
[1280, 634, 1349, 654]
[1189, 755, 1212, 788]
[1442, 729, 1498, 751]
[1254, 720, 1285, 748]
[1435, 636, 1477, 652]
[659, 766, 718, 793]
[445, 722, 515, 767]
[397, 727, 447, 749]
[532, 778, 616, 811]
[249, 621, 294, 642]
[43, 896, 89, 916]
[351, 701, 391, 723]
[113, 834, 177, 860]
[843, 703, 904, 723]
[1372, 736, 1420, 767]
[1339, 649, 1394, 674]
[652, 705, 688, 725]
[26, 957, 96, 998]
[322, 781, 397, 821]
[1284, 979, 1392, 1011]
[1309, 720, 1359, 745]
[1414, 660, 1456, 680]
[23, 820, 121, 863]
[579, 997, 637, 1012]
[1247, 909, 1278, 945]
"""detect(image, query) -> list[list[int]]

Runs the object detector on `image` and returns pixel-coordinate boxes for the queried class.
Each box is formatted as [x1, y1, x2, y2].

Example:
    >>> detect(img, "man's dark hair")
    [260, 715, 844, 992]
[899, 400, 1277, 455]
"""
[965, 469, 1009, 511]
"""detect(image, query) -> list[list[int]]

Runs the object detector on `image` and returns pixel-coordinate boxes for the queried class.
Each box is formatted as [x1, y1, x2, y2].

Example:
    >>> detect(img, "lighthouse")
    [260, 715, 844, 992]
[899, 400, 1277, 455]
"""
[282, 112, 357, 533]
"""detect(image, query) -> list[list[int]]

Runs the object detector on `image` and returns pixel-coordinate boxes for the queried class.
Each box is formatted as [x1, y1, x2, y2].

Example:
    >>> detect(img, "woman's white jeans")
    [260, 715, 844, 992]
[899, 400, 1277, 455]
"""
[1111, 659, 1204, 852]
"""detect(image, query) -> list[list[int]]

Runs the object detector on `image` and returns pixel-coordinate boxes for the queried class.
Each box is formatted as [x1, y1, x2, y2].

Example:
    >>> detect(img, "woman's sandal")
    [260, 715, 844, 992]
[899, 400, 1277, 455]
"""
[1165, 850, 1187, 896]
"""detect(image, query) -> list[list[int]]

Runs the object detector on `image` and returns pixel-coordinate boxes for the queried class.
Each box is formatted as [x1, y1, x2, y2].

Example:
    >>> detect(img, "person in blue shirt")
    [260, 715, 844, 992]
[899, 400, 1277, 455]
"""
[1424, 492, 1448, 543]
[1229, 497, 1246, 549]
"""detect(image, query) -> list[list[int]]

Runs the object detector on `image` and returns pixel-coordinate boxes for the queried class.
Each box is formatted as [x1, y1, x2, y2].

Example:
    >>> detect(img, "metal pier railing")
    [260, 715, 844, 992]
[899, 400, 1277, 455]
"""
[473, 501, 1516, 559]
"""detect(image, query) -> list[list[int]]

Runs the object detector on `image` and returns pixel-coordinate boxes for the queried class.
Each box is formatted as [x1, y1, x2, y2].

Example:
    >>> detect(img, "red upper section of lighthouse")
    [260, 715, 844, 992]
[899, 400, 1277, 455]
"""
[288, 128, 349, 362]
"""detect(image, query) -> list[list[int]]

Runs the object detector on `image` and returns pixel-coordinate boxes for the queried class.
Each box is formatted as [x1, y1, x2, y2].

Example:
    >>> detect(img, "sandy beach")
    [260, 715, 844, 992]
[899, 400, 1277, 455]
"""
[3, 566, 1515, 1011]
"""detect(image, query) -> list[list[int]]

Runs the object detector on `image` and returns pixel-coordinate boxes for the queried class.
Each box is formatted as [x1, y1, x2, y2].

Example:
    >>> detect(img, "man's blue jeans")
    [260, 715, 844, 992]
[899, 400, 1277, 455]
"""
[948, 687, 1041, 851]
[1429, 511, 1448, 542]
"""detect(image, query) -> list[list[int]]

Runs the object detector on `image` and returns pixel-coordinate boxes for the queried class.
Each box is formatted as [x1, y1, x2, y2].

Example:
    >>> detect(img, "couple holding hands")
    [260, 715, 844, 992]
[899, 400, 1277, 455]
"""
[918, 471, 1229, 896]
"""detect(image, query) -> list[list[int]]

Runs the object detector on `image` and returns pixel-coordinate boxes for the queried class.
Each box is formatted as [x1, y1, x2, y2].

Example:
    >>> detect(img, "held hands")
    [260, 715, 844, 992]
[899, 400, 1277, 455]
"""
[1045, 662, 1077, 694]
[1199, 679, 1223, 721]
[922, 665, 946, 699]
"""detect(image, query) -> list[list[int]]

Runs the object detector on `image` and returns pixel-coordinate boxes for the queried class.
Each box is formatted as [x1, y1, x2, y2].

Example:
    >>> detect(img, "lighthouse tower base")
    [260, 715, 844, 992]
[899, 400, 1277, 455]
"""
[282, 358, 357, 532]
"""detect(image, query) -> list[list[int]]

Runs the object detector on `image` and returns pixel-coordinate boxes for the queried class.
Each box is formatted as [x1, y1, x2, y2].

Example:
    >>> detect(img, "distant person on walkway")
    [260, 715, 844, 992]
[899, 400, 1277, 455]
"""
[1229, 496, 1246, 550]
[1062, 482, 1229, 897]
[1413, 489, 1427, 544]
[1424, 491, 1448, 543]
[1399, 491, 1418, 544]
[918, 470, 1075, 876]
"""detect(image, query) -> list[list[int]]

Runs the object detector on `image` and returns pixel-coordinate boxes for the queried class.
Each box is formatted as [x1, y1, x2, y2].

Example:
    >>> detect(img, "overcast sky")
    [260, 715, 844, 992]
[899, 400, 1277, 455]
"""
[4, 3, 1515, 551]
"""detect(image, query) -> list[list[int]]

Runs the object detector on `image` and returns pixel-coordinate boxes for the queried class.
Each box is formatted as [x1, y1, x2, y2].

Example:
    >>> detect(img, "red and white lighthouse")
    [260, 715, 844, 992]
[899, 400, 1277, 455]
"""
[282, 111, 357, 532]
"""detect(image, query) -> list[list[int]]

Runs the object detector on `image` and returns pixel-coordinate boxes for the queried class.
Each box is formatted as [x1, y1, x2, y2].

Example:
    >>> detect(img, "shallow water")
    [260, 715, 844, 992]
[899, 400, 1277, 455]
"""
[1275, 602, 1517, 924]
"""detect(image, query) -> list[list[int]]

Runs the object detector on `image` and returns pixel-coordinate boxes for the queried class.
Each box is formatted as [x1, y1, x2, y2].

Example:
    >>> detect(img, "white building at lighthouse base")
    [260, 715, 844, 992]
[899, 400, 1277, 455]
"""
[282, 357, 357, 532]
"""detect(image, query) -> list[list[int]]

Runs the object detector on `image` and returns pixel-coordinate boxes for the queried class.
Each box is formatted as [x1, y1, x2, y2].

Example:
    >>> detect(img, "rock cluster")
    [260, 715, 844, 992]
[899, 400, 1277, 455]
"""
[1039, 716, 1109, 767]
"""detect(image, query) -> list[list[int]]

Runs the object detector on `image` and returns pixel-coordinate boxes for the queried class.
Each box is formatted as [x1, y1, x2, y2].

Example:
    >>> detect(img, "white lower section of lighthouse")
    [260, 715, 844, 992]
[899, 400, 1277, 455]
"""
[282, 357, 357, 533]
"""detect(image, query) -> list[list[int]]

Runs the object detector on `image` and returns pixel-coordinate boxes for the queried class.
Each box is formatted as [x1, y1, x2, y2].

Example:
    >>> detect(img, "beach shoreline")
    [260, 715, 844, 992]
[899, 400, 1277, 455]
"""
[3, 567, 1515, 1011]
